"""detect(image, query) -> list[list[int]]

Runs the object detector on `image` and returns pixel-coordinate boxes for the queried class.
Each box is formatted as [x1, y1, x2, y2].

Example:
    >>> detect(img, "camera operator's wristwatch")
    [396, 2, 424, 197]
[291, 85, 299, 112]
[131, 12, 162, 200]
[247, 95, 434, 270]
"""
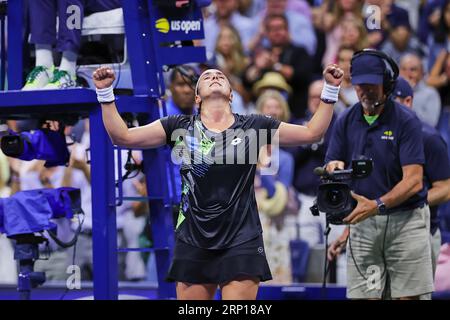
[375, 198, 386, 214]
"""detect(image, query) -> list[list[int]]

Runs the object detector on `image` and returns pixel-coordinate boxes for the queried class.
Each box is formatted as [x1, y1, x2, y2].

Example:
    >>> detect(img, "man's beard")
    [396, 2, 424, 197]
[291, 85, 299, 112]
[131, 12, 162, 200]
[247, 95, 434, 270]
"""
[361, 101, 377, 114]
[361, 96, 384, 114]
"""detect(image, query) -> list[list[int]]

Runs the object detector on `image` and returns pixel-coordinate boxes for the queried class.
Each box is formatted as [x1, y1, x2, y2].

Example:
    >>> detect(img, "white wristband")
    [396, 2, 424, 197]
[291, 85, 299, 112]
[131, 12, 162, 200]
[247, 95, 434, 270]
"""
[320, 82, 340, 104]
[96, 86, 115, 103]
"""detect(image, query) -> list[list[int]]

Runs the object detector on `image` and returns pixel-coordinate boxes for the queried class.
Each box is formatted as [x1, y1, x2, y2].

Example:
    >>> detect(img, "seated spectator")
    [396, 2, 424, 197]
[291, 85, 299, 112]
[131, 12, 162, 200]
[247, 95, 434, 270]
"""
[213, 24, 250, 103]
[334, 46, 358, 114]
[244, 14, 313, 119]
[381, 16, 426, 64]
[255, 88, 291, 123]
[249, 0, 317, 56]
[427, 0, 450, 70]
[417, 0, 445, 45]
[427, 50, 450, 106]
[203, 0, 256, 56]
[321, 0, 364, 66]
[400, 53, 442, 127]
[22, 0, 121, 90]
[165, 66, 197, 116]
[364, 0, 410, 49]
[309, 1, 328, 76]
[323, 16, 369, 66]
[340, 17, 369, 53]
[252, 71, 292, 102]
[395, 0, 420, 31]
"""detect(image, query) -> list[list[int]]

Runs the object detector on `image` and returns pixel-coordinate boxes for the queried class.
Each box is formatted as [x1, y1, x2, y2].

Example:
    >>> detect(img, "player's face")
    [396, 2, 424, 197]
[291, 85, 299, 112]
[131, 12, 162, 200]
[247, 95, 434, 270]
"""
[196, 69, 232, 102]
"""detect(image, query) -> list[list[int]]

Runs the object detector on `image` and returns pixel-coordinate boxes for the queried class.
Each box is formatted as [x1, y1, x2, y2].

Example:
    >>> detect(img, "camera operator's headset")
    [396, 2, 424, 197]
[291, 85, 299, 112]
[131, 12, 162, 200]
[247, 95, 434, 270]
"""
[350, 49, 400, 98]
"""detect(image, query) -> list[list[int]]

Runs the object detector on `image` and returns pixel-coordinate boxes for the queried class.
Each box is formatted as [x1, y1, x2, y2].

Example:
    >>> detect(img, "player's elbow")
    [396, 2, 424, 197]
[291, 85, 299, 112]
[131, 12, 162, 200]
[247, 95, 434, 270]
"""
[308, 130, 325, 144]
[110, 131, 132, 148]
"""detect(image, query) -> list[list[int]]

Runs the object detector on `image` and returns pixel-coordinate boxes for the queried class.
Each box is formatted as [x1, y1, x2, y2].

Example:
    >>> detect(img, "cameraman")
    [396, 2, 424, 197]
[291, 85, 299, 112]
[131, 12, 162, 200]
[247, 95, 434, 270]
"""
[325, 49, 434, 300]
[328, 77, 450, 297]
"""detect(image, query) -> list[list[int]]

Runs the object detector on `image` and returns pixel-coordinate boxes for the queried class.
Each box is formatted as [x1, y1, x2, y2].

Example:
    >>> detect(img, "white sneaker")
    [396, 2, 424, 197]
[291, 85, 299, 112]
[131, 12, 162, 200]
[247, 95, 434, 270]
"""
[43, 69, 77, 89]
[22, 65, 54, 90]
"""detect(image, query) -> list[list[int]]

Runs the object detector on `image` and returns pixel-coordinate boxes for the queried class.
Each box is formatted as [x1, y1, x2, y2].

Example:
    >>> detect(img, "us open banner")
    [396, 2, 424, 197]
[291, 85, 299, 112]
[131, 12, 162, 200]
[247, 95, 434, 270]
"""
[154, 8, 205, 42]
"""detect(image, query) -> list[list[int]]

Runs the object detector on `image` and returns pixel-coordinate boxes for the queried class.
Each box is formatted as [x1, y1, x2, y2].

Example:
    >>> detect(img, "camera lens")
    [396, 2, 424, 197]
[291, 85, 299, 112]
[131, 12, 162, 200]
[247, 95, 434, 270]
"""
[326, 190, 344, 208]
[0, 135, 24, 157]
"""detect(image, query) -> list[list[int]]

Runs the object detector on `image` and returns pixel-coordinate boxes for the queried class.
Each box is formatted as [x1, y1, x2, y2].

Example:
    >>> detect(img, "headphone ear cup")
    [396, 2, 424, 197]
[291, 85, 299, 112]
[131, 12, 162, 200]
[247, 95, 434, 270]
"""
[383, 71, 390, 94]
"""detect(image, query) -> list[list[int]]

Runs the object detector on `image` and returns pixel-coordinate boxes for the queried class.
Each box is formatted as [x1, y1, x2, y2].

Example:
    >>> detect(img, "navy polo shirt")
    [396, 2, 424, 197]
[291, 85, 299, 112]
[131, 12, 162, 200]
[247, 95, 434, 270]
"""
[422, 122, 450, 234]
[325, 99, 427, 213]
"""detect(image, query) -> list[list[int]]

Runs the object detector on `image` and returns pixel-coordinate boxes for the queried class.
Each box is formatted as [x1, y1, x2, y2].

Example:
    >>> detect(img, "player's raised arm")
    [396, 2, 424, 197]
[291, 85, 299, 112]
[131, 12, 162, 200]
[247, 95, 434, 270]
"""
[278, 64, 343, 146]
[93, 67, 166, 149]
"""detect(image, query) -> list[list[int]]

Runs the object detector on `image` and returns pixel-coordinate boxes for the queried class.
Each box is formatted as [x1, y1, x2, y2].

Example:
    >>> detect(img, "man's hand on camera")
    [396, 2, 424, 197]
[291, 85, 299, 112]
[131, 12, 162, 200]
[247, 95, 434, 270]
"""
[343, 192, 378, 224]
[325, 160, 345, 173]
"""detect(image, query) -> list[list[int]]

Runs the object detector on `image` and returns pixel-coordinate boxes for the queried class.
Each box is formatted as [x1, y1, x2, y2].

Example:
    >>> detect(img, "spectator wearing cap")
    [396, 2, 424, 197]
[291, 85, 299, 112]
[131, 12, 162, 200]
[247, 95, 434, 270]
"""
[400, 53, 442, 127]
[252, 71, 292, 101]
[380, 15, 426, 65]
[392, 77, 450, 286]
[325, 49, 433, 299]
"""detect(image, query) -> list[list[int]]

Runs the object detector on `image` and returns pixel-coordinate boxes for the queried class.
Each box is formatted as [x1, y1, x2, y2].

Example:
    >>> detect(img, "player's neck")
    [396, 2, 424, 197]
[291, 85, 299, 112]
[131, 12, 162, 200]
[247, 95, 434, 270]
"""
[201, 100, 232, 122]
[201, 108, 232, 122]
[200, 105, 234, 131]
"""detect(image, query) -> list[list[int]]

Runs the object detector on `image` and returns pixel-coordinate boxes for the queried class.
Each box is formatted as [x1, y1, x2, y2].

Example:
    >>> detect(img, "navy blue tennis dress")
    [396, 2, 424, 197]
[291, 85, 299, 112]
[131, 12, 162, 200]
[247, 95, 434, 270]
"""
[160, 113, 281, 284]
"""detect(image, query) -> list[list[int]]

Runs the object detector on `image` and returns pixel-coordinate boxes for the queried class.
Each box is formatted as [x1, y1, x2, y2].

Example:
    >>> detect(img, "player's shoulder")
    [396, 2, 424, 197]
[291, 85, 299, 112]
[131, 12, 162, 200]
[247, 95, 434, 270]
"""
[162, 113, 195, 127]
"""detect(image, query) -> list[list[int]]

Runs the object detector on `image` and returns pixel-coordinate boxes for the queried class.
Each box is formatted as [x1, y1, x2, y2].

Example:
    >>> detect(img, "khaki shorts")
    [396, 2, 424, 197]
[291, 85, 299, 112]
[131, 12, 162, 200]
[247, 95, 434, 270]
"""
[346, 205, 434, 299]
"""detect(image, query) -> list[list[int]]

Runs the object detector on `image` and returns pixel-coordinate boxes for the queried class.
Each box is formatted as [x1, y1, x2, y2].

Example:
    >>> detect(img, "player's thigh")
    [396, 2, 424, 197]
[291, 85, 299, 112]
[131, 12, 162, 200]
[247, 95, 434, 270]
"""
[220, 276, 260, 300]
[176, 282, 217, 300]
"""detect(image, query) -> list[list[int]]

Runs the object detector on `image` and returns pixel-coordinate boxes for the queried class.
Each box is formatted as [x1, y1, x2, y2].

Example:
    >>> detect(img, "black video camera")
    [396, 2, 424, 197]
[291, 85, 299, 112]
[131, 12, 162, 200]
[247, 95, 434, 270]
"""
[310, 159, 373, 225]
[0, 129, 70, 167]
